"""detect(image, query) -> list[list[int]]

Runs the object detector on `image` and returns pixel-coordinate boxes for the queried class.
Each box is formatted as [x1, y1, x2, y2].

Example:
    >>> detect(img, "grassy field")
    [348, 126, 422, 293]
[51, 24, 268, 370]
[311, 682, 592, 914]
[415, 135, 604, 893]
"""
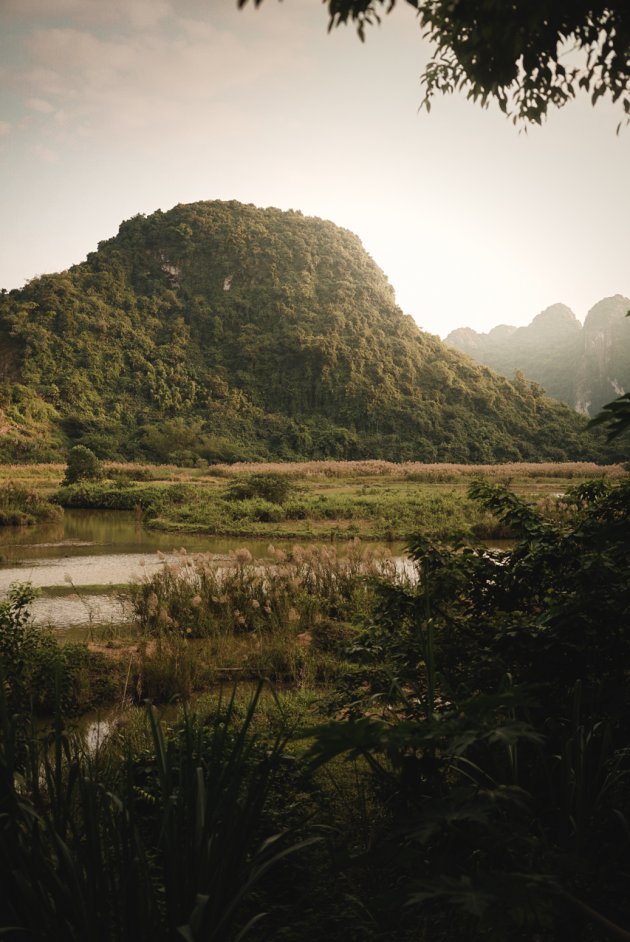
[43, 459, 626, 541]
[0, 459, 626, 539]
[0, 459, 625, 488]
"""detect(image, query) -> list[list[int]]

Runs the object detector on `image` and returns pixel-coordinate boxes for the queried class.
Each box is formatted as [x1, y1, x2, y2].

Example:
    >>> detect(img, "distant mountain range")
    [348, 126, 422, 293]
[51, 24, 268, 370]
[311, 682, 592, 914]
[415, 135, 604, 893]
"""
[445, 296, 630, 418]
[0, 201, 615, 463]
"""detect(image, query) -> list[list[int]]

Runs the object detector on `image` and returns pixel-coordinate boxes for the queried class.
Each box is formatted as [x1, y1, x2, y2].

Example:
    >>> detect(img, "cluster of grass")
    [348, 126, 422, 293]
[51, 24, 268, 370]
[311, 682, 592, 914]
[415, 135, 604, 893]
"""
[0, 481, 62, 526]
[128, 541, 399, 697]
[207, 459, 627, 480]
[105, 461, 199, 482]
[4, 458, 625, 495]
[0, 463, 67, 492]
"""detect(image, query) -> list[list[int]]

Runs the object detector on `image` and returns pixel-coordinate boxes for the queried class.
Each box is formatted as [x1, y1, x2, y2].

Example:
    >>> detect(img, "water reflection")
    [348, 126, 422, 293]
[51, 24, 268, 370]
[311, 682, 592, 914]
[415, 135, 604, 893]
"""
[0, 509, 265, 563]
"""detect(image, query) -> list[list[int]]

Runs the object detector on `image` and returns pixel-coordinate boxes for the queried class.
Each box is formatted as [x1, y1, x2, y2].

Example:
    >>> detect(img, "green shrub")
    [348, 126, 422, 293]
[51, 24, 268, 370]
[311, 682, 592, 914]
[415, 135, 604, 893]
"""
[54, 481, 172, 512]
[0, 583, 41, 716]
[134, 634, 204, 702]
[0, 583, 117, 717]
[305, 478, 630, 941]
[226, 472, 294, 504]
[231, 497, 286, 523]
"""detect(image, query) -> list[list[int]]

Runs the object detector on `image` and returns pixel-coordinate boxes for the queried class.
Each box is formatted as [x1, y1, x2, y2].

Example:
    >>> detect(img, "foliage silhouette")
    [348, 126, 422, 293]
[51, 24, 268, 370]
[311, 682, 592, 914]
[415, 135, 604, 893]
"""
[304, 477, 630, 939]
[241, 0, 630, 126]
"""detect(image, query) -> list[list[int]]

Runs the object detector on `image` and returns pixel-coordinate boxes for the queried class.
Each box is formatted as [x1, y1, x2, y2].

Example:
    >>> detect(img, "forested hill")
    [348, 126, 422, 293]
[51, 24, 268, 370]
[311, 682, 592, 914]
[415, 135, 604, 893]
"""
[0, 200, 612, 463]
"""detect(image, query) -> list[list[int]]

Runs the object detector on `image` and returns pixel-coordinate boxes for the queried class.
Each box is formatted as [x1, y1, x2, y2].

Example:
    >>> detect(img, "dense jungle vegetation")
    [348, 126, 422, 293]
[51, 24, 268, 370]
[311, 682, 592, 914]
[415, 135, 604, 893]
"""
[0, 201, 617, 465]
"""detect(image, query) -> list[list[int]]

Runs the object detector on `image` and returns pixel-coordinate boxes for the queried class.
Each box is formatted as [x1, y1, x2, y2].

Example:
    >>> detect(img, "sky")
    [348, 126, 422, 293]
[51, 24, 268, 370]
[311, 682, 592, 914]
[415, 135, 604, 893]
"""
[1, 0, 629, 339]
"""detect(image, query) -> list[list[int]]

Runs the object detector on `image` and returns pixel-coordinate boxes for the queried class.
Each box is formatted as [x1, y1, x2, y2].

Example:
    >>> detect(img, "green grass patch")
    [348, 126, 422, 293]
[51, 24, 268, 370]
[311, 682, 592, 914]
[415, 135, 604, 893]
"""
[39, 583, 130, 598]
[0, 481, 62, 526]
[48, 461, 628, 541]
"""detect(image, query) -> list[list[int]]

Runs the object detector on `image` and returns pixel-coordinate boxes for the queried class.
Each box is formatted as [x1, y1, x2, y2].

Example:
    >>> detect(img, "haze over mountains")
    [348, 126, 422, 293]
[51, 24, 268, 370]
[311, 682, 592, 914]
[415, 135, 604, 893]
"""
[445, 296, 630, 418]
[0, 201, 613, 464]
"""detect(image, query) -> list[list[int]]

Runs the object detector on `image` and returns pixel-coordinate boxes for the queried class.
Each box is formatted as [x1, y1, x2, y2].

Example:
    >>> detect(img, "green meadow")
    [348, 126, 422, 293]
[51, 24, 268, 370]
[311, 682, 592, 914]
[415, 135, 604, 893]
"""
[0, 458, 618, 540]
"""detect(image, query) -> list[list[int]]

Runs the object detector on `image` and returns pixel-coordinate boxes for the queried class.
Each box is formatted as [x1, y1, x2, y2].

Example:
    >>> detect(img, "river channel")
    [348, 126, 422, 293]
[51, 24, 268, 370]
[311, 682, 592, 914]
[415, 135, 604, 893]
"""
[0, 509, 404, 629]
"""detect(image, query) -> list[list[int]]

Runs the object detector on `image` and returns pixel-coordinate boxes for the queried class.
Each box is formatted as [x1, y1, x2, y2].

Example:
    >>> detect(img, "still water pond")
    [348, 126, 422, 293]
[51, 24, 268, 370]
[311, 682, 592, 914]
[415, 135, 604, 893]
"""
[0, 509, 402, 628]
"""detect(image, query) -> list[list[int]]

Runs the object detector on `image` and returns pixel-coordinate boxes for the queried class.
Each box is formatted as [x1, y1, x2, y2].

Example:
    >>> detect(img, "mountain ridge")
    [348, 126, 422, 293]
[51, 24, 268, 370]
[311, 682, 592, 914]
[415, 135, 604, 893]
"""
[445, 295, 630, 418]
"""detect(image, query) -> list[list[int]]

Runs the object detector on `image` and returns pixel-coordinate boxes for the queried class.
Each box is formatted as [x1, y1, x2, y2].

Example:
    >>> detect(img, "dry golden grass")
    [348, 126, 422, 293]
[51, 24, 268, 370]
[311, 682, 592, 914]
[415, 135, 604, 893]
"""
[0, 463, 66, 493]
[0, 460, 624, 500]
[200, 460, 627, 481]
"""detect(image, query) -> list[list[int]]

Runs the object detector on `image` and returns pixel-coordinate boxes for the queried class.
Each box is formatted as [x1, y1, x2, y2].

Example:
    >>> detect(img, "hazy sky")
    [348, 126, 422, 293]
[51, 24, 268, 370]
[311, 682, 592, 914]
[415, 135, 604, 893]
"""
[1, 0, 629, 338]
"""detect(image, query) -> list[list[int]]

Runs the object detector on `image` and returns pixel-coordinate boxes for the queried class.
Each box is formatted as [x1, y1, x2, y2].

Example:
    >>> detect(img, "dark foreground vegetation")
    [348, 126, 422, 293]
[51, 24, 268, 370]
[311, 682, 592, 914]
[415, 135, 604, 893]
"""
[1, 472, 629, 941]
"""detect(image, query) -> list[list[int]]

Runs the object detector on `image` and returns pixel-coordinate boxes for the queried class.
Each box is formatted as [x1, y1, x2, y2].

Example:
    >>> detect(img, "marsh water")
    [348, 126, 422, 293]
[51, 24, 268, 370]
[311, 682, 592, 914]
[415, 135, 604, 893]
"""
[0, 509, 406, 629]
[0, 509, 510, 630]
[0, 509, 302, 628]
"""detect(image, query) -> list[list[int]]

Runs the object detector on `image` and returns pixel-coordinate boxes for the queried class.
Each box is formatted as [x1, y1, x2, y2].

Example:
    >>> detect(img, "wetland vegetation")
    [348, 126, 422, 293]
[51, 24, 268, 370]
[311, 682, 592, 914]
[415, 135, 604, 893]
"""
[2, 457, 624, 541]
[1, 459, 629, 941]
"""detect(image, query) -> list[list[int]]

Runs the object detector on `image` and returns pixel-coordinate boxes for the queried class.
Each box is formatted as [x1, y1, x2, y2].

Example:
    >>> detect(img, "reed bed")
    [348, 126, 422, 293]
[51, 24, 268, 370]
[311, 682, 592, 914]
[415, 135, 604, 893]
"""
[186, 459, 627, 481]
[133, 541, 399, 640]
[2, 460, 625, 497]
[127, 542, 402, 693]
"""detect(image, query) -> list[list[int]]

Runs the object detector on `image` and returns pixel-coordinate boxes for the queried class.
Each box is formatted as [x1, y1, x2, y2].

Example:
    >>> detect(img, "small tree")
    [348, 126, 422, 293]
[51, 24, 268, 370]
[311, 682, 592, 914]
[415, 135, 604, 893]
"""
[63, 445, 104, 485]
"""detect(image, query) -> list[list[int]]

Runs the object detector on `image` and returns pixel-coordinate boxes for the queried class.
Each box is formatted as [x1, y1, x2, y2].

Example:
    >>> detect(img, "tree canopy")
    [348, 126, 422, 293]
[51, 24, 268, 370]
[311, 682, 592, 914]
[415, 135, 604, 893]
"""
[240, 0, 630, 125]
